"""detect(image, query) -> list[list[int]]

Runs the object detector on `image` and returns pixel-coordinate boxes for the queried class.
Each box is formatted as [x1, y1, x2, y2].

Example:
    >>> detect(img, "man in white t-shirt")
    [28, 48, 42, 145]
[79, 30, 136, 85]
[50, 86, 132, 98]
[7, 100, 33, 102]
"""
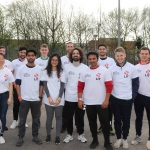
[63, 47, 88, 143]
[109, 47, 139, 149]
[97, 44, 115, 135]
[131, 47, 150, 149]
[61, 42, 74, 133]
[35, 44, 49, 127]
[15, 49, 43, 147]
[10, 47, 28, 129]
[0, 46, 13, 72]
[78, 51, 113, 150]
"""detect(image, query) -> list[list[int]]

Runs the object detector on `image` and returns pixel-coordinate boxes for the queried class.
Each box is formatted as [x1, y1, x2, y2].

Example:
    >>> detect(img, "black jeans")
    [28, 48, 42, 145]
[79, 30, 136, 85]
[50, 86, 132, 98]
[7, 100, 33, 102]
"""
[86, 105, 110, 144]
[13, 88, 20, 120]
[18, 100, 40, 138]
[64, 101, 85, 135]
[134, 93, 150, 138]
[110, 95, 133, 139]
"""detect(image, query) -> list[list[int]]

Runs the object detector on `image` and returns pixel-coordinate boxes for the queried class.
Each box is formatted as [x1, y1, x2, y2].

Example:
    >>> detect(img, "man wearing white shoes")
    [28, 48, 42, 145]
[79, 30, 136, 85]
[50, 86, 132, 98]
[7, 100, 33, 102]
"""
[10, 47, 28, 129]
[109, 47, 139, 149]
[131, 47, 150, 150]
[63, 47, 88, 143]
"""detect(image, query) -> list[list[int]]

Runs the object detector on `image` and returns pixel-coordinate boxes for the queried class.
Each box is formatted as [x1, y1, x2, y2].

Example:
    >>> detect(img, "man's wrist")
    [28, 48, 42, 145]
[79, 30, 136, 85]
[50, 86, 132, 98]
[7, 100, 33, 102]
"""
[78, 98, 82, 101]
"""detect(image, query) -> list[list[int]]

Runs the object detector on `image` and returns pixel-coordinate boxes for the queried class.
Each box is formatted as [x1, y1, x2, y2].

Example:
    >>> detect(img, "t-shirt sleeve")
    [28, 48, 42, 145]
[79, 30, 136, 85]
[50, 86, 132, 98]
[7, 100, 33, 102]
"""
[104, 69, 112, 81]
[8, 70, 15, 83]
[60, 71, 66, 83]
[40, 70, 48, 81]
[78, 72, 85, 82]
[132, 66, 139, 79]
[11, 60, 15, 70]
[16, 67, 21, 80]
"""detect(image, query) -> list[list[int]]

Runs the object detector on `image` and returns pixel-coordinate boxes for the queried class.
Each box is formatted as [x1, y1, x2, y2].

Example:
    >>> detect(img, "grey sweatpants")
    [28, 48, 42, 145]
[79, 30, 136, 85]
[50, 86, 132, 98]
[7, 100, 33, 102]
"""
[45, 104, 63, 137]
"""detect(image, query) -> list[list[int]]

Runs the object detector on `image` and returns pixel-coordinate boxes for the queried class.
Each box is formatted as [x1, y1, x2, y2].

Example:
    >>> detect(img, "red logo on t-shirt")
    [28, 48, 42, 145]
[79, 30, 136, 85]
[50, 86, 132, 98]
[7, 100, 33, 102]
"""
[124, 71, 129, 78]
[145, 69, 150, 77]
[105, 63, 109, 68]
[4, 74, 8, 81]
[34, 73, 39, 81]
[96, 73, 101, 80]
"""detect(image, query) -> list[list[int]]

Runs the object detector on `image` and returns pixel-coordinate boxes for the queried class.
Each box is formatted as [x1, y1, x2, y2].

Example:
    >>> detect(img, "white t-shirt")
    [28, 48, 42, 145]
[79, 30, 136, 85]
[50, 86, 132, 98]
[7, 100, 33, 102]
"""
[79, 66, 112, 105]
[61, 55, 70, 69]
[0, 68, 15, 93]
[98, 57, 115, 69]
[41, 70, 66, 106]
[12, 58, 27, 79]
[109, 62, 139, 100]
[3, 59, 13, 71]
[64, 63, 89, 102]
[16, 64, 42, 101]
[135, 63, 150, 97]
[35, 57, 49, 70]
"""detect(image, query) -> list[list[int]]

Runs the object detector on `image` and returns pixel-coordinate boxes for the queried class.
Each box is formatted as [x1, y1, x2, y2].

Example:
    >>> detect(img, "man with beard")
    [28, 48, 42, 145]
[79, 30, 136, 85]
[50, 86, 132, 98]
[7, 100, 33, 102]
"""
[97, 44, 115, 136]
[63, 48, 88, 143]
[15, 50, 43, 146]
[10, 47, 28, 129]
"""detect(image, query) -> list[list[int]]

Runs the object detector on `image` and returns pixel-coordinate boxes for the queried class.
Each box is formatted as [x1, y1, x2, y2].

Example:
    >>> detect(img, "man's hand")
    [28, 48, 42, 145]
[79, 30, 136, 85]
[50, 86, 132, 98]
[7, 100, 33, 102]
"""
[18, 96, 22, 102]
[78, 100, 84, 109]
[101, 100, 109, 109]
[55, 97, 61, 106]
[7, 98, 12, 105]
[48, 97, 55, 105]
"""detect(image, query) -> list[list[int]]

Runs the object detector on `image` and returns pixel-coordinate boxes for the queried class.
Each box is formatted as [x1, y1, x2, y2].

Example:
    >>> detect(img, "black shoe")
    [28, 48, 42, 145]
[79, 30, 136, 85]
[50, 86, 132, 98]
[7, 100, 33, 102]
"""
[90, 139, 99, 149]
[16, 138, 24, 147]
[104, 143, 113, 150]
[32, 136, 42, 145]
[45, 135, 51, 143]
[61, 128, 66, 133]
[4, 126, 8, 131]
[55, 136, 60, 144]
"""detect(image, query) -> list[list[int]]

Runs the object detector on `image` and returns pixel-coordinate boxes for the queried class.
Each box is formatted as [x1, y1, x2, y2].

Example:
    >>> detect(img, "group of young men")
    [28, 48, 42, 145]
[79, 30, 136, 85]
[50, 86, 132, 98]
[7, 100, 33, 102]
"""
[0, 43, 150, 150]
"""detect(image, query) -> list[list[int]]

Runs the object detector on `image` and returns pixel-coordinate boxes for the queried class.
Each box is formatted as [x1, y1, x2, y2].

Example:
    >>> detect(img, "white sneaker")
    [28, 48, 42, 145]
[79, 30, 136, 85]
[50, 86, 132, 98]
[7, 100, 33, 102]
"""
[0, 136, 5, 144]
[25, 123, 28, 128]
[63, 134, 73, 143]
[114, 139, 122, 148]
[78, 134, 87, 143]
[16, 121, 19, 127]
[131, 135, 142, 145]
[123, 139, 129, 149]
[10, 120, 17, 129]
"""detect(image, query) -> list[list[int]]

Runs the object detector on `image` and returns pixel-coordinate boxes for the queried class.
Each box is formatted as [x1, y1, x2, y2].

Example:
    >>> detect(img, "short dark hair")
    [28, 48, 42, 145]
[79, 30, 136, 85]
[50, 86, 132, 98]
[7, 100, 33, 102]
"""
[139, 46, 150, 54]
[0, 53, 4, 58]
[87, 51, 99, 59]
[98, 44, 107, 49]
[19, 46, 27, 51]
[69, 47, 84, 63]
[0, 46, 5, 49]
[26, 50, 37, 56]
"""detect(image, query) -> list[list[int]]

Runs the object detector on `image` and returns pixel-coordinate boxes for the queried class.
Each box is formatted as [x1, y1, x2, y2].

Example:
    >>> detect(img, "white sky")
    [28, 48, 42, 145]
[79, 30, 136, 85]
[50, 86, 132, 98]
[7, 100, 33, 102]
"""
[2, 0, 150, 13]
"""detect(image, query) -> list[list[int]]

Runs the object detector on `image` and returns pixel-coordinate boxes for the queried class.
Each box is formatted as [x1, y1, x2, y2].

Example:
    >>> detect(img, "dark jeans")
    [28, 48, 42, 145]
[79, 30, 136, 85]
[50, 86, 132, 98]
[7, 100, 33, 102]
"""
[13, 88, 20, 120]
[86, 105, 110, 144]
[134, 93, 150, 138]
[64, 101, 85, 135]
[18, 100, 40, 138]
[0, 91, 9, 133]
[110, 95, 133, 139]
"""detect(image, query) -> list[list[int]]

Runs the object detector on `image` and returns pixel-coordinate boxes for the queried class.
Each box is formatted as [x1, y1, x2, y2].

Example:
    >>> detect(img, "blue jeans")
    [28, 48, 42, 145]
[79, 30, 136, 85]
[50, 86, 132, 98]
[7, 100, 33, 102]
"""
[0, 91, 9, 134]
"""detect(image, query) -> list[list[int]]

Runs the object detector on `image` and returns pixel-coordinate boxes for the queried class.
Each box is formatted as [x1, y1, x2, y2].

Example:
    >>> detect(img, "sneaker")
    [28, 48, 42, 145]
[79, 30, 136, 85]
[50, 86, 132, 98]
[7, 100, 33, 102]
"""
[16, 121, 19, 127]
[122, 139, 129, 149]
[78, 134, 87, 143]
[0, 136, 5, 144]
[45, 135, 51, 143]
[32, 136, 42, 145]
[10, 120, 17, 129]
[51, 125, 54, 130]
[97, 127, 102, 134]
[63, 134, 73, 143]
[55, 136, 60, 144]
[90, 139, 99, 149]
[146, 140, 150, 149]
[104, 143, 114, 150]
[16, 137, 24, 147]
[61, 127, 66, 133]
[131, 135, 142, 145]
[4, 126, 8, 131]
[110, 127, 115, 136]
[114, 139, 122, 148]
[25, 123, 28, 128]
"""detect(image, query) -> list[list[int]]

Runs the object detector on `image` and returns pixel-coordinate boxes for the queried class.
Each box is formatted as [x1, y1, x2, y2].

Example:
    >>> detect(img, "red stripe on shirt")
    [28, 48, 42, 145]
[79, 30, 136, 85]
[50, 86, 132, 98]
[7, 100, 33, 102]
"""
[105, 81, 113, 93]
[78, 81, 85, 93]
